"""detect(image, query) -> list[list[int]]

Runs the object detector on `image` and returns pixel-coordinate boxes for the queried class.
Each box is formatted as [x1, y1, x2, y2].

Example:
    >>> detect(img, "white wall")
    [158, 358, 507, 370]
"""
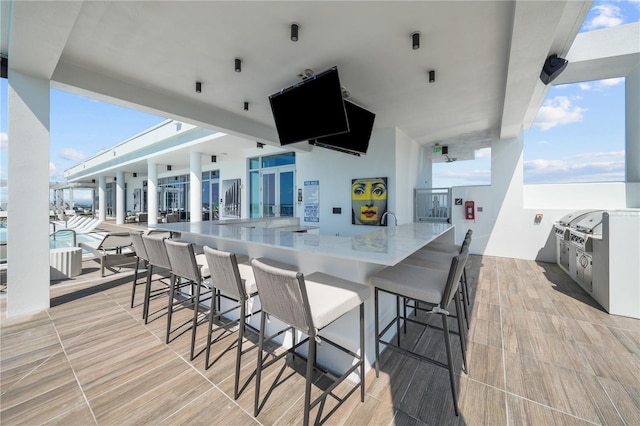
[395, 129, 421, 225]
[450, 134, 640, 262]
[126, 175, 146, 212]
[295, 128, 398, 236]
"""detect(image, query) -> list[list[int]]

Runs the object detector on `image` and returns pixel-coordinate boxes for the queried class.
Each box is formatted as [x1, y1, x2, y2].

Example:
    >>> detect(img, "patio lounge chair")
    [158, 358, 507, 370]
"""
[73, 219, 103, 234]
[79, 232, 135, 276]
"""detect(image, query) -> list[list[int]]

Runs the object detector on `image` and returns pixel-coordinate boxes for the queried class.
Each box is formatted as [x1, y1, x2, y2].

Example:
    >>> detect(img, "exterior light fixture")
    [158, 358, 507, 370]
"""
[256, 142, 264, 149]
[211, 155, 217, 163]
[167, 165, 172, 171]
[411, 32, 420, 50]
[133, 173, 137, 178]
[235, 58, 242, 72]
[244, 101, 249, 111]
[429, 70, 435, 83]
[195, 81, 202, 93]
[291, 23, 299, 42]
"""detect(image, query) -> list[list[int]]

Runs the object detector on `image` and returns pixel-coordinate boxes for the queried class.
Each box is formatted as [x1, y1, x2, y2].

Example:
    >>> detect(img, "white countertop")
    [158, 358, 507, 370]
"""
[150, 221, 454, 266]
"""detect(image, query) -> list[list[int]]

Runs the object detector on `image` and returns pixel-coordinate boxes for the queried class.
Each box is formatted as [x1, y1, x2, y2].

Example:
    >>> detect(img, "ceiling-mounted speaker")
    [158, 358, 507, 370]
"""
[540, 54, 568, 85]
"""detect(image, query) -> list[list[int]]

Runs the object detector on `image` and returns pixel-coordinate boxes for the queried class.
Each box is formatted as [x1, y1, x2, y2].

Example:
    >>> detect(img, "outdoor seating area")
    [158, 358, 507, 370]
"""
[2, 233, 639, 425]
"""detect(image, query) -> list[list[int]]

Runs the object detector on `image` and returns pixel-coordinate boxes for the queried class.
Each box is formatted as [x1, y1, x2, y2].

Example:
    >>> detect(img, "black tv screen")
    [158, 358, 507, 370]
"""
[310, 100, 375, 155]
[269, 67, 349, 145]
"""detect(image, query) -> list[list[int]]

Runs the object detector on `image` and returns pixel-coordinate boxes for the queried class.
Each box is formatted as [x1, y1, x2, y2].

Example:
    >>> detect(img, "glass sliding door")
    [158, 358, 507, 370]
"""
[261, 168, 294, 218]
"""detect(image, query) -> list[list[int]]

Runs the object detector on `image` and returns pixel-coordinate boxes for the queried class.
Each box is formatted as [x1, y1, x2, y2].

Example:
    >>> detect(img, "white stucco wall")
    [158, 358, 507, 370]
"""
[295, 128, 398, 236]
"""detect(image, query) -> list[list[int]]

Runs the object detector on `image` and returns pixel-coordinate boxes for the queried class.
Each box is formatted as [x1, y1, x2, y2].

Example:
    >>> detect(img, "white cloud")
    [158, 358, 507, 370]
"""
[50, 162, 56, 172]
[600, 77, 624, 87]
[524, 150, 625, 183]
[537, 140, 551, 145]
[584, 4, 624, 30]
[474, 148, 491, 159]
[574, 150, 624, 159]
[0, 133, 7, 151]
[579, 77, 624, 91]
[59, 148, 87, 162]
[532, 96, 586, 131]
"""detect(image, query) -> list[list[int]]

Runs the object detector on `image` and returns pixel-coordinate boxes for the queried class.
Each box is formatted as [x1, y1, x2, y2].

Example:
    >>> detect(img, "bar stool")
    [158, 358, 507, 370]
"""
[372, 247, 469, 416]
[250, 258, 370, 426]
[202, 246, 260, 399]
[141, 234, 174, 324]
[129, 231, 148, 309]
[405, 234, 473, 328]
[164, 239, 212, 346]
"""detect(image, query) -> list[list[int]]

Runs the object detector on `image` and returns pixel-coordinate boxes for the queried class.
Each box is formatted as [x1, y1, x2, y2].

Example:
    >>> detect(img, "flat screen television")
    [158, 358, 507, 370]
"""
[310, 100, 375, 155]
[269, 67, 349, 145]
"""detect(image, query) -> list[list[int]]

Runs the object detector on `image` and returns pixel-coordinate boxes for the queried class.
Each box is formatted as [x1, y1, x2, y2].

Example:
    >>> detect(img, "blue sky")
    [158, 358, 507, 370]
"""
[1, 0, 638, 203]
[432, 0, 638, 187]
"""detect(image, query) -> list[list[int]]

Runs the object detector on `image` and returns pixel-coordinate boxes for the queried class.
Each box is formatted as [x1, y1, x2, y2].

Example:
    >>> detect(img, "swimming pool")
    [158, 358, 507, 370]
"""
[0, 223, 102, 262]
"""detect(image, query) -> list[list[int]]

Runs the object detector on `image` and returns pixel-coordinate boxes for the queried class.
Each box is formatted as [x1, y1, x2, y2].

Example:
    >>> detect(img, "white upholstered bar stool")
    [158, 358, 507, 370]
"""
[201, 246, 260, 399]
[250, 258, 370, 426]
[141, 234, 174, 324]
[164, 239, 212, 348]
[371, 247, 469, 416]
[405, 234, 473, 328]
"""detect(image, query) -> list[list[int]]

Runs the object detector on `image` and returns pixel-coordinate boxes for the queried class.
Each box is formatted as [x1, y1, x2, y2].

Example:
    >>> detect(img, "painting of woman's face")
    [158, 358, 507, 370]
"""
[351, 177, 388, 225]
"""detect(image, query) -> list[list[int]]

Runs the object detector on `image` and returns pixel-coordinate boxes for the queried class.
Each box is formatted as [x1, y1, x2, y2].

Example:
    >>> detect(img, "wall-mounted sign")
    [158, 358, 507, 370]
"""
[303, 180, 319, 222]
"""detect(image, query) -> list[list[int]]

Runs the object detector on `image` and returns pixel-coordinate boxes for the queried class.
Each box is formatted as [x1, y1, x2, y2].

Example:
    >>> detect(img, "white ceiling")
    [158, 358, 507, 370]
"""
[5, 1, 592, 167]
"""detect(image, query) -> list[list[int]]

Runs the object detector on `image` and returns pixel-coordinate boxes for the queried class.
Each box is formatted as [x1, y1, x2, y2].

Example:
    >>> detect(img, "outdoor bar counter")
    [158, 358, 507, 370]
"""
[150, 220, 455, 375]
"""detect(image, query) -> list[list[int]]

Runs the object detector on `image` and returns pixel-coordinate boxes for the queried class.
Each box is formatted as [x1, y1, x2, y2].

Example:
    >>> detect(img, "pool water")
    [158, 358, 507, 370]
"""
[0, 223, 102, 262]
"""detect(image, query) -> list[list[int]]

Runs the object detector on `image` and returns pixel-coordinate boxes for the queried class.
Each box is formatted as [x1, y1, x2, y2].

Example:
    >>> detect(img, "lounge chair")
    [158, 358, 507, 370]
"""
[74, 219, 103, 234]
[79, 232, 135, 276]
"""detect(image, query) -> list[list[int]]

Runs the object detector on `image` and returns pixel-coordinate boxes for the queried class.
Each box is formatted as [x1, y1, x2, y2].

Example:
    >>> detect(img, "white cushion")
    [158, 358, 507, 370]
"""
[195, 253, 209, 278]
[403, 249, 453, 270]
[371, 263, 448, 304]
[304, 272, 370, 329]
[420, 241, 460, 254]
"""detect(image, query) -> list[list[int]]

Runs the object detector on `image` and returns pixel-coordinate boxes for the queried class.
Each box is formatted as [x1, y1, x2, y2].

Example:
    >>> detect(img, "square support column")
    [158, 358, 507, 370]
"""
[147, 161, 158, 225]
[116, 171, 125, 224]
[7, 71, 51, 316]
[98, 176, 106, 222]
[189, 152, 202, 222]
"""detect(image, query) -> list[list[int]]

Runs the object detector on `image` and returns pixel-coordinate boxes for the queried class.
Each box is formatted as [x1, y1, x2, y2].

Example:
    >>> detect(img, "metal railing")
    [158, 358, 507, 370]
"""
[50, 229, 77, 247]
[414, 188, 451, 223]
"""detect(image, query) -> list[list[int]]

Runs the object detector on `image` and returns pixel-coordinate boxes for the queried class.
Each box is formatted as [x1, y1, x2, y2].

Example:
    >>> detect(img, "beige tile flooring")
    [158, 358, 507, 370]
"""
[1, 252, 639, 425]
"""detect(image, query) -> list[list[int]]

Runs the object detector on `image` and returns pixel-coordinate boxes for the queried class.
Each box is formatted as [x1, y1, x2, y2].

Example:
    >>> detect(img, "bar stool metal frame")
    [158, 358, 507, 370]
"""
[404, 233, 473, 329]
[140, 234, 175, 324]
[129, 231, 148, 309]
[251, 258, 369, 426]
[201, 246, 261, 399]
[163, 239, 213, 346]
[373, 247, 469, 416]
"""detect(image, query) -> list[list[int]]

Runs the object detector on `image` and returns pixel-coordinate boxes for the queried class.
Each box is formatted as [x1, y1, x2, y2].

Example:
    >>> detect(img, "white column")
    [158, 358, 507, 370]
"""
[116, 171, 125, 224]
[189, 152, 202, 222]
[417, 146, 433, 188]
[148, 161, 158, 225]
[7, 71, 51, 316]
[626, 64, 640, 183]
[98, 176, 106, 222]
[69, 188, 74, 210]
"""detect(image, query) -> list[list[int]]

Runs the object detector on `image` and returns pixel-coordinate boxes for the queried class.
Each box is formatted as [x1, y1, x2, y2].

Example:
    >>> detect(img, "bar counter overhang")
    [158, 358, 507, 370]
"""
[149, 220, 455, 377]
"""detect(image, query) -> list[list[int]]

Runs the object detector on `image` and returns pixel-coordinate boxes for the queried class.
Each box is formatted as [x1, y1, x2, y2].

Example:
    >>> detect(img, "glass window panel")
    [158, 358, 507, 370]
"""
[262, 173, 276, 217]
[261, 152, 295, 168]
[250, 171, 260, 218]
[249, 157, 260, 170]
[279, 171, 294, 217]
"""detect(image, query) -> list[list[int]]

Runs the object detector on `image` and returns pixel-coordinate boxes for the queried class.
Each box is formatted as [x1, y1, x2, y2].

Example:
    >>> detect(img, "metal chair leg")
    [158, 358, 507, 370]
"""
[190, 279, 202, 360]
[234, 302, 246, 400]
[166, 274, 176, 344]
[143, 265, 153, 323]
[374, 288, 380, 378]
[254, 311, 267, 417]
[441, 314, 459, 416]
[303, 331, 317, 426]
[131, 257, 140, 308]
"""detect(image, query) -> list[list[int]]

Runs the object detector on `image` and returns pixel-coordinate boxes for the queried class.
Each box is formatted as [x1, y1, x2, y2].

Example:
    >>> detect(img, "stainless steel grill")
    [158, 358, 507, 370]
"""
[554, 210, 600, 272]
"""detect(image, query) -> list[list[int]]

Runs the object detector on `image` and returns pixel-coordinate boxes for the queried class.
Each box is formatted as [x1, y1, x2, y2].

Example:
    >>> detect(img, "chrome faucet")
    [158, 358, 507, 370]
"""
[381, 211, 398, 226]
